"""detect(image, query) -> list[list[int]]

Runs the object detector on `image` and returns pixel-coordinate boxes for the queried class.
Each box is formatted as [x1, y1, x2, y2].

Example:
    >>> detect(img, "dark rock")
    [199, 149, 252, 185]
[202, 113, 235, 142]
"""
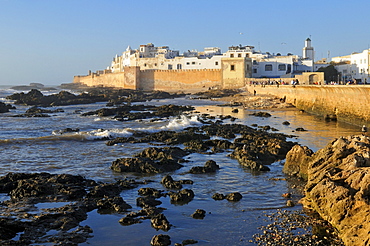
[119, 216, 142, 226]
[86, 183, 121, 198]
[136, 147, 189, 161]
[151, 234, 171, 246]
[295, 127, 307, 131]
[250, 111, 272, 117]
[0, 218, 26, 240]
[231, 108, 239, 113]
[151, 213, 171, 231]
[191, 209, 206, 219]
[0, 101, 15, 113]
[106, 136, 136, 146]
[96, 196, 132, 213]
[161, 175, 182, 190]
[169, 189, 194, 205]
[181, 239, 198, 245]
[138, 187, 163, 198]
[0, 172, 136, 245]
[225, 192, 242, 201]
[189, 160, 220, 174]
[282, 121, 290, 125]
[212, 193, 226, 200]
[136, 196, 162, 208]
[111, 157, 183, 174]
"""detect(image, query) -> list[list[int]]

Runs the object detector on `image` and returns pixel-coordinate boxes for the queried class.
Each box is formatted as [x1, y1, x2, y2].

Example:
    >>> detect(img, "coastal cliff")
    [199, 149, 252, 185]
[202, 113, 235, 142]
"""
[284, 135, 370, 245]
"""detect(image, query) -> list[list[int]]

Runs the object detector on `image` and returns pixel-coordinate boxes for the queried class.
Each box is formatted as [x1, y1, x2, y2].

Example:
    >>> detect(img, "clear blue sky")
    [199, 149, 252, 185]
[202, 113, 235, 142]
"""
[1, 0, 370, 86]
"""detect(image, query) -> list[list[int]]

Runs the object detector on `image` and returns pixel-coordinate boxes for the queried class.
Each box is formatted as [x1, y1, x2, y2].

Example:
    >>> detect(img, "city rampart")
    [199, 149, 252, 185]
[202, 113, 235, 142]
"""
[138, 69, 222, 91]
[74, 68, 222, 92]
[246, 85, 370, 126]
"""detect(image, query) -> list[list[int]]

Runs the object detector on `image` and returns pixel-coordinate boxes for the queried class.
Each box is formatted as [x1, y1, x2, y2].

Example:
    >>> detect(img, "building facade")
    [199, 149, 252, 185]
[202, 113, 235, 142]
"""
[331, 49, 370, 83]
[109, 39, 314, 79]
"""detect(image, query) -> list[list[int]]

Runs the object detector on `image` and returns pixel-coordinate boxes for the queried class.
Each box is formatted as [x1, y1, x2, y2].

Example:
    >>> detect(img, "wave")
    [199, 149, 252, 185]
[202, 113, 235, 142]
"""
[0, 115, 204, 143]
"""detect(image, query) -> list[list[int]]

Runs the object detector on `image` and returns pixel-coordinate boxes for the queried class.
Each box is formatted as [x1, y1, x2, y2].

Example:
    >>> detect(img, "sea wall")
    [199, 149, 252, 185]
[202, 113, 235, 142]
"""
[74, 68, 222, 92]
[246, 85, 370, 126]
[73, 67, 140, 90]
[138, 69, 222, 91]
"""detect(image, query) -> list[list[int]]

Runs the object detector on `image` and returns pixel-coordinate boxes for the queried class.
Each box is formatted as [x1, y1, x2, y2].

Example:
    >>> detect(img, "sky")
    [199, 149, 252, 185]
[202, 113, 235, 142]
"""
[1, 0, 370, 86]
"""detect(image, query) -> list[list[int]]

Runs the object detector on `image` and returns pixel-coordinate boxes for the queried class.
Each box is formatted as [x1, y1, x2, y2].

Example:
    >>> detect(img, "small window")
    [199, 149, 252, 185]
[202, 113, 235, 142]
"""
[192, 62, 196, 65]
[154, 63, 157, 66]
[230, 54, 234, 58]
[253, 60, 258, 65]
[265, 64, 273, 71]
[144, 63, 147, 67]
[215, 61, 219, 66]
[253, 68, 257, 73]
[278, 64, 286, 71]
[177, 64, 182, 69]
[168, 64, 173, 70]
[246, 54, 249, 58]
[231, 65, 235, 71]
[186, 62, 190, 65]
[238, 54, 241, 57]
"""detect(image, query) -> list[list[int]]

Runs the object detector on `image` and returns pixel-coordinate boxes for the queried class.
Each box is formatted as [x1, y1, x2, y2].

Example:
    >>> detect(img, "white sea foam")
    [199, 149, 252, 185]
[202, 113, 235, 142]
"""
[54, 115, 203, 141]
[160, 115, 202, 130]
[83, 128, 133, 140]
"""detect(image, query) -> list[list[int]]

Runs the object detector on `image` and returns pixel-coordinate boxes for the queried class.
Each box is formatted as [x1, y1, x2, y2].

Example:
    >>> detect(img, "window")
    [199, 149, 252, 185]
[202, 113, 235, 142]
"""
[186, 62, 190, 65]
[177, 64, 182, 69]
[231, 65, 235, 71]
[253, 60, 258, 65]
[215, 61, 219, 66]
[253, 68, 257, 73]
[192, 62, 196, 65]
[230, 54, 234, 58]
[278, 64, 286, 71]
[144, 63, 147, 67]
[265, 64, 273, 71]
[238, 54, 241, 57]
[246, 54, 249, 58]
[154, 63, 157, 66]
[168, 64, 173, 70]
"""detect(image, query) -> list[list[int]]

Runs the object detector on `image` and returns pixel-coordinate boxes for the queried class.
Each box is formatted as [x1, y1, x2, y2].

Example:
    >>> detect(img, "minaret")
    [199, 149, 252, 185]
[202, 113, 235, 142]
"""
[303, 38, 314, 60]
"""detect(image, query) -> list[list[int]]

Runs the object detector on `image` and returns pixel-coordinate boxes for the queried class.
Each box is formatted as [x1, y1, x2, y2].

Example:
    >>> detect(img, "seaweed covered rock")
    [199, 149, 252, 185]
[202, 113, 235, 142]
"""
[151, 234, 171, 246]
[189, 160, 220, 174]
[0, 172, 135, 245]
[111, 157, 183, 174]
[169, 189, 194, 205]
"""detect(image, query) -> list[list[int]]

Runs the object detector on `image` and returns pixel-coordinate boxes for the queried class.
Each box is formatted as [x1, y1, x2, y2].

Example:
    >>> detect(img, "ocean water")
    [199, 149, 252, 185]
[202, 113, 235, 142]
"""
[0, 86, 360, 245]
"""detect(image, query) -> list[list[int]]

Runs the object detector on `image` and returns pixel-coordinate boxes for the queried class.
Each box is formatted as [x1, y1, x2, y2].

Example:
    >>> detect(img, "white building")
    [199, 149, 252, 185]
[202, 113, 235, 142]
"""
[331, 49, 370, 83]
[223, 40, 314, 78]
[108, 39, 315, 79]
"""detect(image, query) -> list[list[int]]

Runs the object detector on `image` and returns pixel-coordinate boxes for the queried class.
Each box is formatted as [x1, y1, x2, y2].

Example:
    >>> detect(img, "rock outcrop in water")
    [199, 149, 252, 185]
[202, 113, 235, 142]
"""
[5, 88, 184, 107]
[111, 147, 187, 174]
[0, 172, 138, 245]
[284, 135, 370, 246]
[0, 101, 15, 113]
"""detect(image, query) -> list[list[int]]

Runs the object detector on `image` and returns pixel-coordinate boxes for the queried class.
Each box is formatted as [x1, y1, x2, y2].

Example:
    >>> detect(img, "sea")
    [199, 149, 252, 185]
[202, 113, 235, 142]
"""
[0, 85, 360, 245]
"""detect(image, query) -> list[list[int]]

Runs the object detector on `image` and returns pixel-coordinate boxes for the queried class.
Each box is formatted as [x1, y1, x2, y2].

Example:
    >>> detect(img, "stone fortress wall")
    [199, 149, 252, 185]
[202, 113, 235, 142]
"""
[245, 84, 370, 126]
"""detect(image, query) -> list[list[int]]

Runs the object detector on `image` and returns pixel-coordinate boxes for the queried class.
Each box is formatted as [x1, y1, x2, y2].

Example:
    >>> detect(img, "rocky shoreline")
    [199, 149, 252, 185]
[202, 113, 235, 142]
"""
[284, 135, 370, 245]
[0, 87, 349, 245]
